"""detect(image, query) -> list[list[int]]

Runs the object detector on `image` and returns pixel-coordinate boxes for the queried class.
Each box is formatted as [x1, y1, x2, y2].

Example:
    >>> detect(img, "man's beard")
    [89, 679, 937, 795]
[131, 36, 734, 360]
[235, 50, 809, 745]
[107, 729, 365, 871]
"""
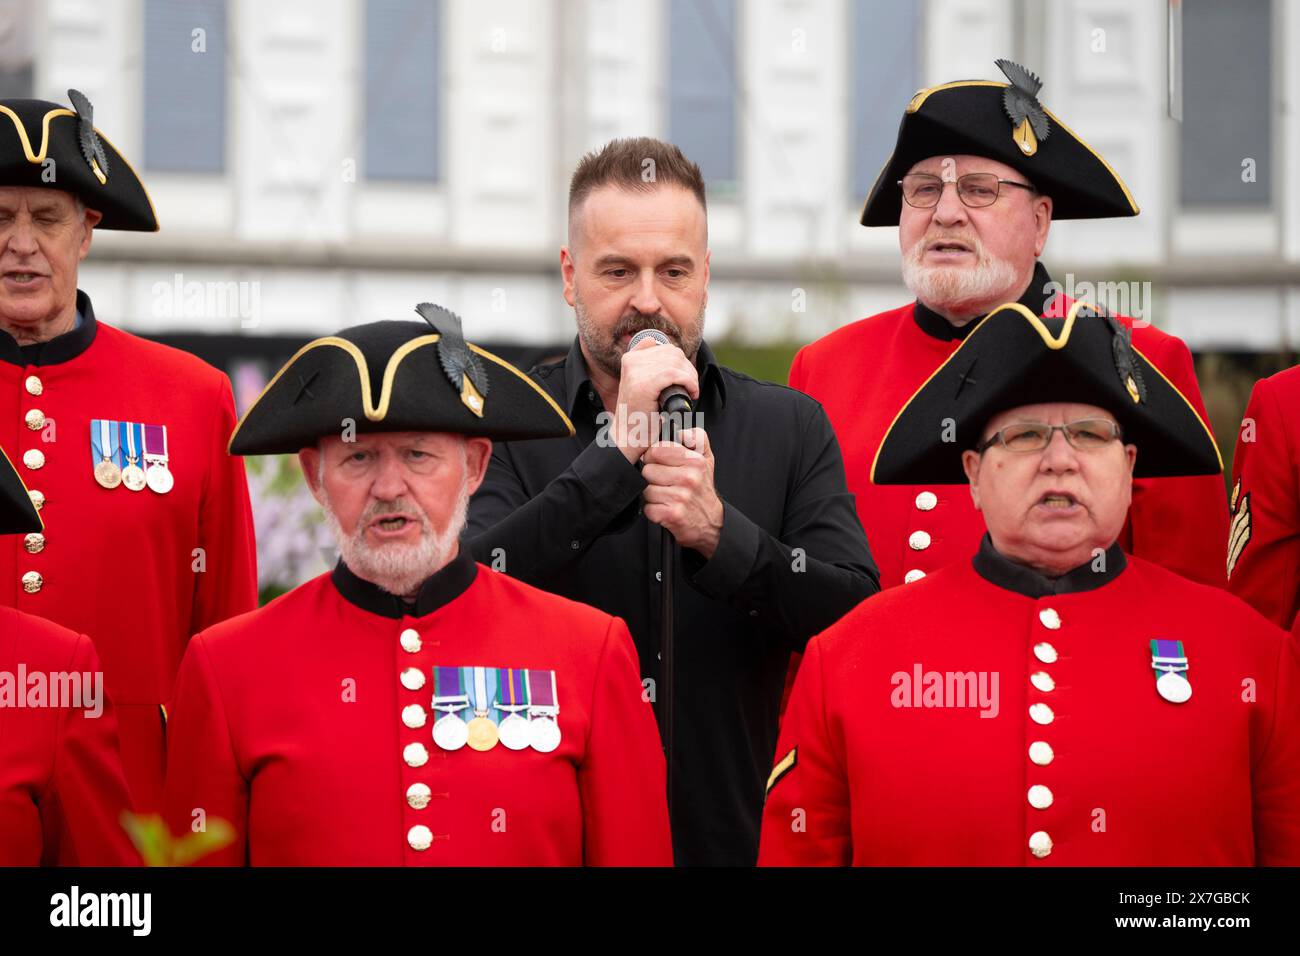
[574, 290, 705, 379]
[321, 473, 471, 598]
[901, 233, 1026, 321]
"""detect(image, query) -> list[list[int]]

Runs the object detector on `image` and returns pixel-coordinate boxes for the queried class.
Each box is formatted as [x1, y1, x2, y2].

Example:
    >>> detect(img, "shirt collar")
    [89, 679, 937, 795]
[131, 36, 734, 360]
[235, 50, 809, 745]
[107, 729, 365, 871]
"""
[971, 532, 1126, 598]
[913, 261, 1056, 342]
[0, 289, 100, 367]
[331, 542, 479, 619]
[560, 334, 727, 417]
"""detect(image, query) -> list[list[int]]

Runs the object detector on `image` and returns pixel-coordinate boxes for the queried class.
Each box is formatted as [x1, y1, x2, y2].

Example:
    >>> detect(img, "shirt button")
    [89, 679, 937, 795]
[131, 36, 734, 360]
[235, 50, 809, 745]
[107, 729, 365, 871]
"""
[1027, 784, 1054, 810]
[748, 609, 758, 617]
[1028, 830, 1053, 859]
[403, 742, 429, 767]
[24, 375, 42, 396]
[23, 533, 45, 554]
[400, 667, 426, 692]
[22, 449, 45, 470]
[1030, 671, 1055, 693]
[21, 571, 43, 593]
[1039, 608, 1062, 629]
[1028, 741, 1054, 766]
[402, 704, 428, 729]
[25, 409, 45, 431]
[655, 571, 662, 582]
[28, 489, 44, 511]
[399, 628, 422, 653]
[407, 824, 433, 851]
[914, 491, 938, 511]
[406, 782, 432, 810]
[908, 530, 932, 551]
[570, 540, 580, 550]
[904, 569, 926, 584]
[1029, 702, 1054, 725]
[1033, 642, 1058, 665]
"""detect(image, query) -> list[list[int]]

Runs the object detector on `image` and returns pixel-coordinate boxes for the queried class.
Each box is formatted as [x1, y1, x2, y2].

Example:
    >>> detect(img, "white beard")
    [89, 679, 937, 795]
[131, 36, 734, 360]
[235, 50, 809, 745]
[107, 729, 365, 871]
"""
[322, 474, 471, 598]
[901, 235, 1026, 321]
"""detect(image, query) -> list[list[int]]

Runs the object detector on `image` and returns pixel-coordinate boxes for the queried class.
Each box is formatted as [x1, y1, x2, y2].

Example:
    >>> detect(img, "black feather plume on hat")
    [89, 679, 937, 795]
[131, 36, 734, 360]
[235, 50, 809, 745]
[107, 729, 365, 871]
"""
[995, 59, 1050, 143]
[415, 302, 490, 414]
[67, 88, 110, 181]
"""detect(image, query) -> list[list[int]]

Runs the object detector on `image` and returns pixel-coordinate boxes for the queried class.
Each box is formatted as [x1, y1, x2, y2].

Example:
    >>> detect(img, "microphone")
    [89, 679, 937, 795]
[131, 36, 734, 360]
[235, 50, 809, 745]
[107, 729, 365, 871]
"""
[627, 328, 693, 416]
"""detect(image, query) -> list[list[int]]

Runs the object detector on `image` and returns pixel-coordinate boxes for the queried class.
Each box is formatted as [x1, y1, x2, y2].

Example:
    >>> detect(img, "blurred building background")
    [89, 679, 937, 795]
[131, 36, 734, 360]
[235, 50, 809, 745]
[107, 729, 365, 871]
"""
[3, 0, 1294, 593]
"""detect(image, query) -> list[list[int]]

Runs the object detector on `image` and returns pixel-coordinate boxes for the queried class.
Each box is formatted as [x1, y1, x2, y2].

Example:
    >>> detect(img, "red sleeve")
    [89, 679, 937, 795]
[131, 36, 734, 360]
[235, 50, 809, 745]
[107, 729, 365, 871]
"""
[758, 636, 851, 866]
[578, 617, 673, 866]
[1228, 378, 1300, 629]
[190, 377, 259, 638]
[1125, 335, 1229, 587]
[162, 635, 248, 866]
[44, 634, 141, 866]
[1253, 623, 1300, 865]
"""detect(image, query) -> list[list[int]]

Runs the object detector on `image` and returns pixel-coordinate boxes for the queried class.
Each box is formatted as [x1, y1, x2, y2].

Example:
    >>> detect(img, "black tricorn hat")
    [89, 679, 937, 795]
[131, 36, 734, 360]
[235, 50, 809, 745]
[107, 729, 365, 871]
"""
[229, 304, 575, 455]
[0, 90, 157, 230]
[861, 59, 1138, 226]
[1, 445, 42, 535]
[871, 301, 1222, 485]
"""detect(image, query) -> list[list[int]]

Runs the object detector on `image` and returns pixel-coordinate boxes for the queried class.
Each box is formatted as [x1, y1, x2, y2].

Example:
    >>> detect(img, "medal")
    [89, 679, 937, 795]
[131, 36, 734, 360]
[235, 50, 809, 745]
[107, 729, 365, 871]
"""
[90, 419, 122, 489]
[143, 424, 174, 495]
[526, 669, 561, 753]
[466, 666, 499, 752]
[1150, 639, 1192, 704]
[431, 665, 470, 751]
[497, 668, 531, 751]
[120, 422, 147, 492]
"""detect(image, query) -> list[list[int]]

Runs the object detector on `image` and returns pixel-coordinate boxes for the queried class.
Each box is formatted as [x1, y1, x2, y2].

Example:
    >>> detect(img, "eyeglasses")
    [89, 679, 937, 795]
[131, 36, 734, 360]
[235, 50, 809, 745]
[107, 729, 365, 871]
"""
[976, 419, 1123, 454]
[899, 172, 1037, 209]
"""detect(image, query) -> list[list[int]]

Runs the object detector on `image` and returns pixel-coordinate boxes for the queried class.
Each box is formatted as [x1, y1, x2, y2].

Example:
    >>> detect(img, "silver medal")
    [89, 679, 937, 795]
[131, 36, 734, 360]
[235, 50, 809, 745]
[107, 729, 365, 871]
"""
[498, 712, 531, 751]
[529, 714, 561, 753]
[1156, 670, 1192, 704]
[432, 712, 469, 750]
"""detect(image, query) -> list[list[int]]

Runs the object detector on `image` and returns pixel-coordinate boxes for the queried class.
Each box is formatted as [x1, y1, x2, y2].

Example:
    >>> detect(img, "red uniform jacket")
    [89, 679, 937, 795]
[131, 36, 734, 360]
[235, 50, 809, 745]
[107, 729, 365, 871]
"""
[163, 548, 673, 866]
[1229, 366, 1300, 630]
[758, 545, 1300, 866]
[1, 607, 139, 865]
[0, 292, 259, 811]
[789, 295, 1229, 590]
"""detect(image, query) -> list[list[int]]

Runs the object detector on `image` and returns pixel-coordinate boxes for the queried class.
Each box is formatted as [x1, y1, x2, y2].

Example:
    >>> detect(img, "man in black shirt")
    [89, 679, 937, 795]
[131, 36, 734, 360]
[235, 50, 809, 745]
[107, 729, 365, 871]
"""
[467, 137, 878, 865]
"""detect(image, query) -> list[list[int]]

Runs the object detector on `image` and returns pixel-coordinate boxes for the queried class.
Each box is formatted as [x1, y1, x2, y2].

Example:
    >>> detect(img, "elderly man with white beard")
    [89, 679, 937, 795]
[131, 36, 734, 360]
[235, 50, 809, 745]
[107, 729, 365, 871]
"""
[162, 306, 672, 866]
[789, 59, 1228, 591]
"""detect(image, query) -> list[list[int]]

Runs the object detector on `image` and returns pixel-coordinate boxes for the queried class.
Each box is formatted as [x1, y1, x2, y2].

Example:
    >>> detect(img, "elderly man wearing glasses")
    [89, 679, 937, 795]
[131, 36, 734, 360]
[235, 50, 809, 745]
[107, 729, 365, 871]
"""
[760, 303, 1300, 866]
[788, 59, 1227, 592]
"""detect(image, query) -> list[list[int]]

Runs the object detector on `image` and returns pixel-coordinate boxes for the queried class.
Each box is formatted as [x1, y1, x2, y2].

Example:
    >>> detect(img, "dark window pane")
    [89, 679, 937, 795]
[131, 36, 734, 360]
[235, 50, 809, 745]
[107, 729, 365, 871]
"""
[144, 0, 227, 174]
[850, 0, 920, 201]
[668, 0, 736, 187]
[1179, 0, 1271, 207]
[365, 0, 441, 182]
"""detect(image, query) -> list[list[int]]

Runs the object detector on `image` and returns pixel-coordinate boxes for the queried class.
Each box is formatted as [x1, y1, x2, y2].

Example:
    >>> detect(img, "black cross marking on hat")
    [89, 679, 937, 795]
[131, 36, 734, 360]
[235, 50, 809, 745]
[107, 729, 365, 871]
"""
[954, 360, 978, 397]
[293, 371, 319, 405]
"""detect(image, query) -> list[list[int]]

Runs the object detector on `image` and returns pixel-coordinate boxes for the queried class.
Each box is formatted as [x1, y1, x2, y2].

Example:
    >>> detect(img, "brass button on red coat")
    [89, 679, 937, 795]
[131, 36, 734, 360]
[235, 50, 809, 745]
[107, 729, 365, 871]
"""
[21, 571, 43, 593]
[28, 489, 44, 510]
[25, 409, 45, 430]
[400, 667, 426, 691]
[1028, 741, 1054, 766]
[24, 375, 42, 396]
[1028, 831, 1053, 859]
[407, 824, 433, 851]
[399, 628, 422, 653]
[22, 449, 45, 470]
[23, 533, 44, 554]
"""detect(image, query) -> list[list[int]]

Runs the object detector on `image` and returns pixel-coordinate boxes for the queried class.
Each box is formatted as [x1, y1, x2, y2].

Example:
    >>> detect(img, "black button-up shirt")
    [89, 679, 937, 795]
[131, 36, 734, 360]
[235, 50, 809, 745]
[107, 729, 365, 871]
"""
[467, 337, 879, 865]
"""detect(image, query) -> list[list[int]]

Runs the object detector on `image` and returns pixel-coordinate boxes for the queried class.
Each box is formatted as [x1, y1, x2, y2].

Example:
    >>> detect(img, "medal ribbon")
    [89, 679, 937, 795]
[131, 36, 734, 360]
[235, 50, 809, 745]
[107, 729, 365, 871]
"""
[497, 668, 529, 712]
[90, 419, 120, 467]
[432, 665, 469, 716]
[527, 669, 558, 715]
[121, 421, 142, 464]
[143, 423, 168, 462]
[1149, 639, 1188, 674]
[469, 666, 500, 723]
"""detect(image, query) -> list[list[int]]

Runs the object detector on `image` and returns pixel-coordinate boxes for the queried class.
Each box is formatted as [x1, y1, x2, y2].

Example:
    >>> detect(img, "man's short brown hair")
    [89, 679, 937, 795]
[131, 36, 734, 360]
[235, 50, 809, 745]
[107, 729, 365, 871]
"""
[567, 137, 707, 225]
